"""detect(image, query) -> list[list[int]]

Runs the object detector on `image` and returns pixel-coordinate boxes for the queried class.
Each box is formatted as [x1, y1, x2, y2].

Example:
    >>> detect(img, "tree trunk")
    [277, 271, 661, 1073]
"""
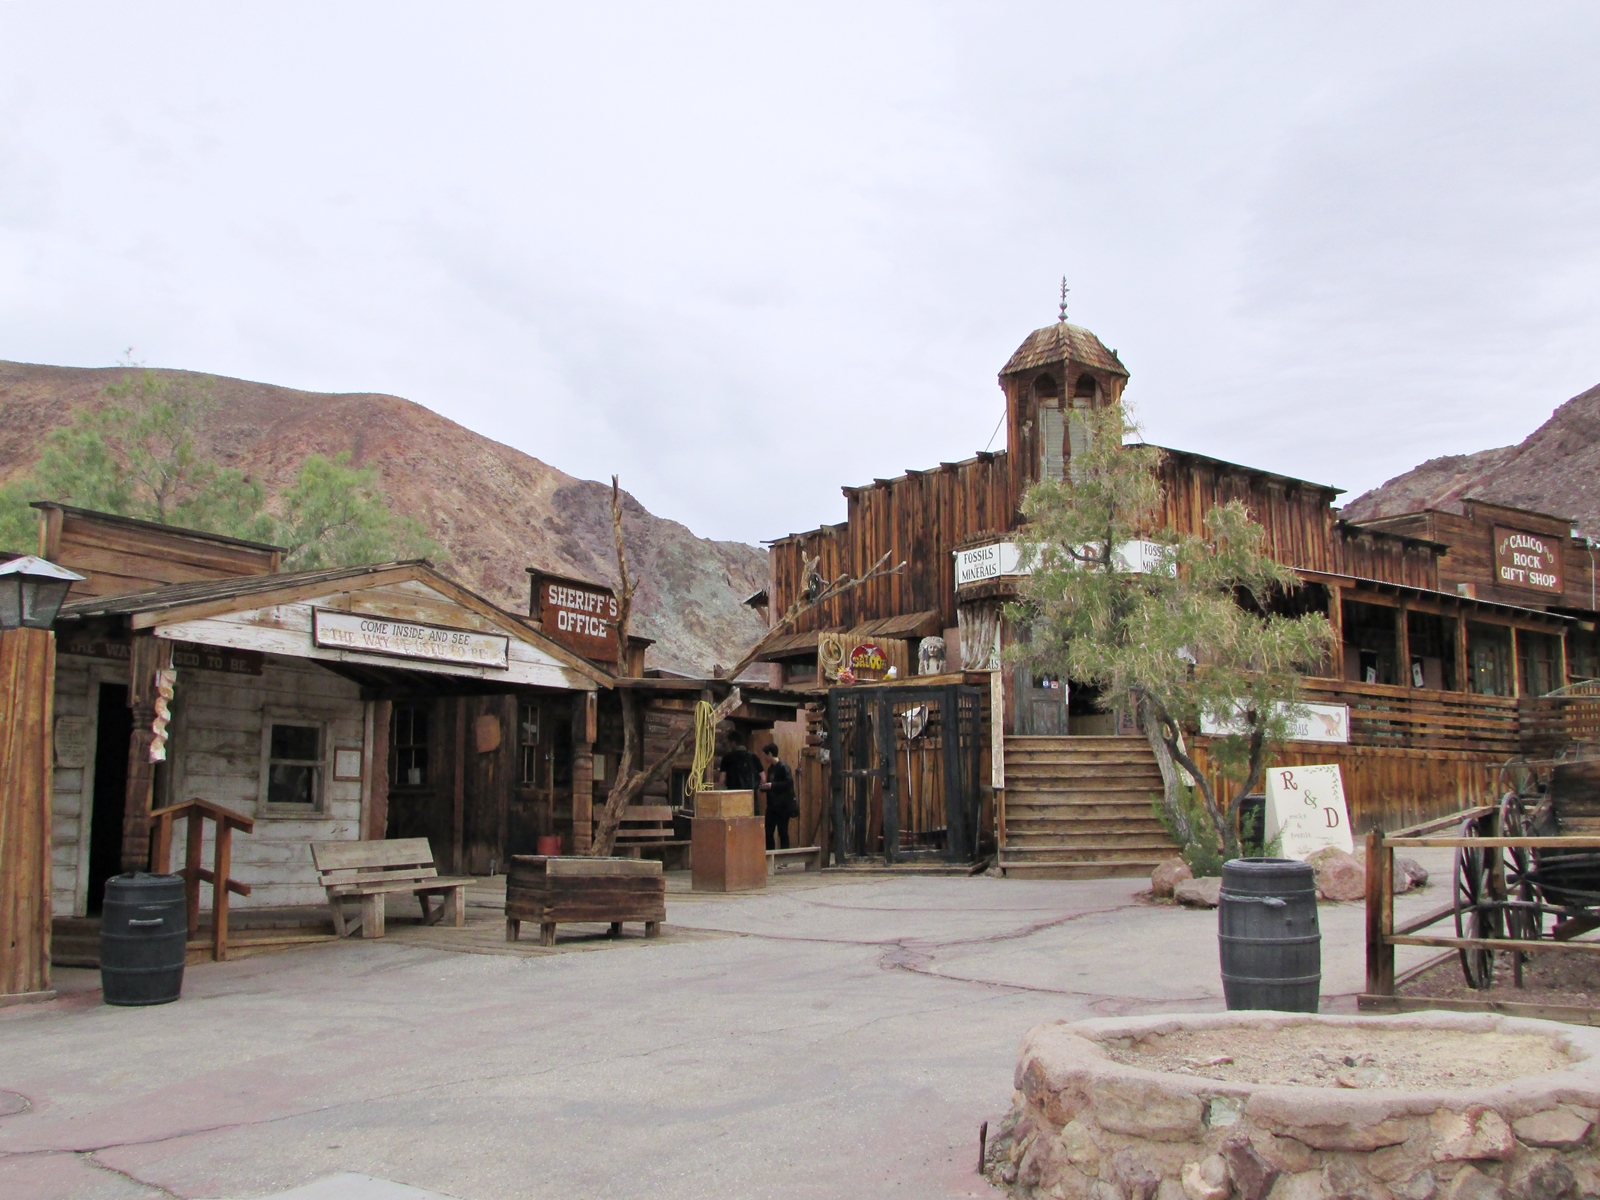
[1137, 694, 1193, 848]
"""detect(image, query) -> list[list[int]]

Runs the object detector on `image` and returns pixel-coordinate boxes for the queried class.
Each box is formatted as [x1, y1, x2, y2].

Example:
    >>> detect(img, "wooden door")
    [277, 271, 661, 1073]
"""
[1012, 660, 1068, 736]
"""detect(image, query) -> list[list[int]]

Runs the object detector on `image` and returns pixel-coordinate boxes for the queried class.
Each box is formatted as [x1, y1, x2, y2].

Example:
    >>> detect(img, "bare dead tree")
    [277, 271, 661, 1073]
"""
[587, 546, 903, 856]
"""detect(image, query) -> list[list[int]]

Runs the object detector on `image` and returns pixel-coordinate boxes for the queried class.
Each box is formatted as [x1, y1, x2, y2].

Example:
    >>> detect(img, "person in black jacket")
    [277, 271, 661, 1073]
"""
[717, 731, 762, 792]
[759, 742, 797, 850]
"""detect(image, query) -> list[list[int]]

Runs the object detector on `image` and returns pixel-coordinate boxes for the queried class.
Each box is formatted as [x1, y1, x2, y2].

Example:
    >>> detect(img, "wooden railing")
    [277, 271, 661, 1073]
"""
[1521, 692, 1600, 753]
[149, 799, 254, 962]
[1299, 679, 1522, 756]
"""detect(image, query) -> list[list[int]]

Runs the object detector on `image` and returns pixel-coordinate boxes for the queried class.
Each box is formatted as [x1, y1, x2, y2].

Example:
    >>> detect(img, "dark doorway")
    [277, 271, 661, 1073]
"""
[88, 683, 132, 913]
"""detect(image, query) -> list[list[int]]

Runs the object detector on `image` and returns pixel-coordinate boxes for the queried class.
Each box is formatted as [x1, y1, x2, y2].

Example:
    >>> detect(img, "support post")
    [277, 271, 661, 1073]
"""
[452, 698, 466, 874]
[0, 626, 56, 999]
[571, 692, 594, 854]
[943, 684, 967, 863]
[121, 635, 171, 872]
[878, 692, 898, 865]
[184, 808, 203, 939]
[1364, 827, 1394, 996]
[363, 699, 391, 841]
[212, 821, 233, 961]
[827, 690, 846, 867]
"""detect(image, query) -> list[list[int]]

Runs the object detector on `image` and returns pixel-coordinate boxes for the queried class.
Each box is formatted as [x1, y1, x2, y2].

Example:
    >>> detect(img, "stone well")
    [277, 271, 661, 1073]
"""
[984, 1012, 1600, 1200]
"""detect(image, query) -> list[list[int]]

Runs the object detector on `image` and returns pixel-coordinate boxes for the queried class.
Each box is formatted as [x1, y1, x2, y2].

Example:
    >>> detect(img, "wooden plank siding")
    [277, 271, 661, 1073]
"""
[768, 445, 1436, 633]
[39, 505, 281, 602]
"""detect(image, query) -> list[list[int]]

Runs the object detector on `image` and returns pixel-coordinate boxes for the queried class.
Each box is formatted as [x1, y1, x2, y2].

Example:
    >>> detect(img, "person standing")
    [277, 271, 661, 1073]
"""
[759, 742, 797, 851]
[717, 731, 762, 793]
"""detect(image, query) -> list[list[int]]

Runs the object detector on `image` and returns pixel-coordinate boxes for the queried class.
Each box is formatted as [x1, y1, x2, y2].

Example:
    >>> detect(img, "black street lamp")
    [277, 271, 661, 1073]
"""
[0, 556, 83, 630]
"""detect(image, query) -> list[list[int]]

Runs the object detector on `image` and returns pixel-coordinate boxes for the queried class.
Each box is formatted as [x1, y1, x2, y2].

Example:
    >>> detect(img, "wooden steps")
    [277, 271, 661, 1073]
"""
[999, 735, 1178, 880]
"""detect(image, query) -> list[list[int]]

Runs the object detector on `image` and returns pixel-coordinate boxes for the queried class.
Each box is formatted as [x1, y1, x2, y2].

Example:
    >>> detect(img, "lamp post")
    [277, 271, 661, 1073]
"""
[0, 556, 83, 1004]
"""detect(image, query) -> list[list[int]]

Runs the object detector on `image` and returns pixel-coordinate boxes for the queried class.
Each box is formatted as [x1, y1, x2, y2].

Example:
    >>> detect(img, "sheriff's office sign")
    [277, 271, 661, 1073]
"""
[528, 570, 619, 662]
[1265, 764, 1353, 859]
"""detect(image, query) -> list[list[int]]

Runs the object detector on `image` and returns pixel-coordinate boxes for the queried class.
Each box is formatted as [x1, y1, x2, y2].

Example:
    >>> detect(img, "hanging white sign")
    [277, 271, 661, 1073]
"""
[953, 538, 1172, 587]
[1264, 764, 1353, 859]
[1200, 701, 1350, 744]
[312, 609, 510, 669]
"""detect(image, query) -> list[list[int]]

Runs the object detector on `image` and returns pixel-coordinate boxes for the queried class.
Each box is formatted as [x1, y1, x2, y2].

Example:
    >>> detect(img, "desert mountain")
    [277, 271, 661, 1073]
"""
[1343, 380, 1600, 535]
[0, 361, 768, 675]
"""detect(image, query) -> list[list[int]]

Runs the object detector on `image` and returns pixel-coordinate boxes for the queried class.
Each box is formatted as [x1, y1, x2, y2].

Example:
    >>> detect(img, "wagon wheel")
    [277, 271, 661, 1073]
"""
[1498, 794, 1543, 985]
[1498, 758, 1542, 801]
[1455, 815, 1504, 990]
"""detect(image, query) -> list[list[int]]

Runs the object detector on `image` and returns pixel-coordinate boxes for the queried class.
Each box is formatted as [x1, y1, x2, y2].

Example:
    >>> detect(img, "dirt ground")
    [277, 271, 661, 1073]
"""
[1402, 948, 1600, 1008]
[1099, 1023, 1571, 1088]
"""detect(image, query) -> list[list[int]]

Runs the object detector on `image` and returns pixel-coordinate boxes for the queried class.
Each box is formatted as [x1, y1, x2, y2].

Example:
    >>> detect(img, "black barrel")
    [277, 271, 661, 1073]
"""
[100, 873, 186, 1006]
[1218, 857, 1321, 1012]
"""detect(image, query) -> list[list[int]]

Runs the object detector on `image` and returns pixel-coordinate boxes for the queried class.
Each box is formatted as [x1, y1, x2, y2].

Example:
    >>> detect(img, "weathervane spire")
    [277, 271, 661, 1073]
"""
[1058, 277, 1069, 323]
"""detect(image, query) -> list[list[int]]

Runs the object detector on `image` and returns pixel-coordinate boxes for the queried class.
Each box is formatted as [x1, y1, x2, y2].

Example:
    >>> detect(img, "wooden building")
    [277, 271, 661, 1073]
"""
[763, 317, 1600, 875]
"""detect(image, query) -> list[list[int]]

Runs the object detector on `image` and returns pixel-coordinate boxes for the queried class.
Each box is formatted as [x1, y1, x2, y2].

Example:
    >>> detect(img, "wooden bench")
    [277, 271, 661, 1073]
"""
[767, 845, 824, 874]
[311, 838, 473, 939]
[505, 855, 665, 947]
[610, 804, 691, 867]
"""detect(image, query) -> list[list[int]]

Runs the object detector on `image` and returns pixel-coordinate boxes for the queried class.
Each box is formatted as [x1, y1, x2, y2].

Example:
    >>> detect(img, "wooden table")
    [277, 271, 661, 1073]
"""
[505, 856, 665, 947]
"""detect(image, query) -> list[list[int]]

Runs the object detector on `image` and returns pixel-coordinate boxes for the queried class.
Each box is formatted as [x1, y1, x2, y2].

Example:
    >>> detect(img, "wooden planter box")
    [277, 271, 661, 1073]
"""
[505, 856, 665, 947]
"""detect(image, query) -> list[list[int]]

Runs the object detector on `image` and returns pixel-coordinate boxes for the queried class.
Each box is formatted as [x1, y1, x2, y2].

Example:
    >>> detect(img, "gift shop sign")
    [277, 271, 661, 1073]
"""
[1494, 527, 1564, 595]
[312, 609, 509, 669]
[1265, 764, 1353, 859]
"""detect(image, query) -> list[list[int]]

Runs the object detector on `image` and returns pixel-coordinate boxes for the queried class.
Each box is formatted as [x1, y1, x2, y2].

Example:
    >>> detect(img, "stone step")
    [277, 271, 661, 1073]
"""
[999, 859, 1163, 880]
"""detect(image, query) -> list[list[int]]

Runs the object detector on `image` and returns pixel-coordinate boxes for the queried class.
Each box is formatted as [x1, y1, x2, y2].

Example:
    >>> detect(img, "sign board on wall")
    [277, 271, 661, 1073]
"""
[59, 635, 261, 675]
[1494, 527, 1564, 595]
[54, 716, 90, 769]
[953, 539, 1171, 588]
[1200, 701, 1350, 744]
[527, 571, 619, 662]
[312, 608, 510, 670]
[1265, 764, 1353, 859]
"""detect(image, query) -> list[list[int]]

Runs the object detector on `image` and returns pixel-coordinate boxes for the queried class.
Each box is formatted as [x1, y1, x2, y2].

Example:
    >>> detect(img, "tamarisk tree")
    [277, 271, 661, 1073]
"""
[1013, 402, 1336, 862]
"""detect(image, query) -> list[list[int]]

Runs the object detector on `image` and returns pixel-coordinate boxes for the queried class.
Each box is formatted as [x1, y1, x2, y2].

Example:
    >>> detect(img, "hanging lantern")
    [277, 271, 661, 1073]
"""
[0, 556, 84, 630]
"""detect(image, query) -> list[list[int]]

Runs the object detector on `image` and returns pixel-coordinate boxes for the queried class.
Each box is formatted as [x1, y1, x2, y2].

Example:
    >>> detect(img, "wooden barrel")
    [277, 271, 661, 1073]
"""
[100, 873, 186, 1007]
[1218, 858, 1320, 1012]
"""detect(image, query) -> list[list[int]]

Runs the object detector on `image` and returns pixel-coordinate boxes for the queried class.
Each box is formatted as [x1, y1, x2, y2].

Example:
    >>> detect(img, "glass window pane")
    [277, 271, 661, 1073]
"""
[271, 724, 320, 761]
[268, 763, 316, 806]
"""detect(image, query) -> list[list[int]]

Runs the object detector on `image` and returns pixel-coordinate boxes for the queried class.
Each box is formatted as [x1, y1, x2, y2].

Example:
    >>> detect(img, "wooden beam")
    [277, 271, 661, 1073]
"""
[452, 699, 466, 875]
[0, 627, 55, 998]
[121, 634, 171, 873]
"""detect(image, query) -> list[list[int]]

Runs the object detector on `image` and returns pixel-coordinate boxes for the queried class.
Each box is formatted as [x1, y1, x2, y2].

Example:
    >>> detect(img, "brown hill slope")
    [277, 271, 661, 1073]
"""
[1343, 381, 1600, 534]
[0, 361, 767, 675]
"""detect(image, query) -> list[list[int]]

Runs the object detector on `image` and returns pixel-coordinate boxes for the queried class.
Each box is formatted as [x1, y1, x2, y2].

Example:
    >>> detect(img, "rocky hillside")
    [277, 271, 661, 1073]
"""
[1344, 380, 1600, 534]
[0, 361, 768, 675]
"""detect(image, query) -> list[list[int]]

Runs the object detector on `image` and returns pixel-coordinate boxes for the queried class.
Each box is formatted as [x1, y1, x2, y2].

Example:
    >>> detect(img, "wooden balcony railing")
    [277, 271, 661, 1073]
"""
[1298, 678, 1522, 756]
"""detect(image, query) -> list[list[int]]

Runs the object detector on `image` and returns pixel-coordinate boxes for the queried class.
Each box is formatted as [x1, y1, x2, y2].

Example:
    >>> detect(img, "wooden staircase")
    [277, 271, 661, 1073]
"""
[999, 735, 1180, 879]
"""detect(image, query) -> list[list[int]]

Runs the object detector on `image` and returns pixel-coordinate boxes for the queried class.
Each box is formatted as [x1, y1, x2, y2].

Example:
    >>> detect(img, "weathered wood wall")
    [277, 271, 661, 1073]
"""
[40, 504, 280, 601]
[1329, 522, 1439, 591]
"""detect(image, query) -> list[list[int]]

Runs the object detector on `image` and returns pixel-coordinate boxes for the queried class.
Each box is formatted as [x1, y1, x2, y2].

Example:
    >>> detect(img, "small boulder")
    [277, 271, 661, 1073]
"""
[1175, 876, 1222, 908]
[1397, 856, 1429, 889]
[1152, 857, 1193, 899]
[1308, 846, 1366, 903]
[1512, 1106, 1593, 1148]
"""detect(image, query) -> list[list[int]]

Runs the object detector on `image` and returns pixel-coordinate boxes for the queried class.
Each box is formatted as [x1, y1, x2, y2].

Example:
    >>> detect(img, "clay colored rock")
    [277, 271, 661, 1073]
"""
[1397, 856, 1429, 890]
[1308, 847, 1365, 902]
[1174, 877, 1222, 908]
[985, 1012, 1600, 1200]
[1512, 1106, 1594, 1148]
[1152, 857, 1193, 899]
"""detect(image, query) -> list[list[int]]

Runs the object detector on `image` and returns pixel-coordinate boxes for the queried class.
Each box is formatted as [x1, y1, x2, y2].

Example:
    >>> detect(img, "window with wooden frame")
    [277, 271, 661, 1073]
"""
[1342, 599, 1399, 686]
[518, 701, 541, 787]
[1406, 610, 1459, 690]
[263, 720, 324, 810]
[1468, 623, 1514, 696]
[1518, 630, 1563, 698]
[393, 703, 430, 788]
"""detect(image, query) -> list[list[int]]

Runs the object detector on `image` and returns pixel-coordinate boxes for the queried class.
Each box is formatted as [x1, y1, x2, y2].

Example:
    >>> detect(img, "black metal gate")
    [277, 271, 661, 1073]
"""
[825, 683, 983, 865]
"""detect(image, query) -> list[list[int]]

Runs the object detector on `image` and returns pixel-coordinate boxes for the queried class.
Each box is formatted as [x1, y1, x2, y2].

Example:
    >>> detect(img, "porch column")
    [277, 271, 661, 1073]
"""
[362, 699, 391, 841]
[571, 691, 594, 853]
[0, 626, 56, 998]
[121, 634, 171, 872]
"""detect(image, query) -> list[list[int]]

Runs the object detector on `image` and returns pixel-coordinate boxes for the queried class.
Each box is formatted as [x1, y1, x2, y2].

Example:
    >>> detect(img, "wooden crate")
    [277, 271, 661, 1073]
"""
[691, 817, 767, 892]
[694, 789, 754, 818]
[504, 856, 666, 947]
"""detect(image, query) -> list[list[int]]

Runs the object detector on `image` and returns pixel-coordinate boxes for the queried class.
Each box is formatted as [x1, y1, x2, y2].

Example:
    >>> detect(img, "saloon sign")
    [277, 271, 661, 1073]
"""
[528, 570, 620, 662]
[1494, 527, 1564, 595]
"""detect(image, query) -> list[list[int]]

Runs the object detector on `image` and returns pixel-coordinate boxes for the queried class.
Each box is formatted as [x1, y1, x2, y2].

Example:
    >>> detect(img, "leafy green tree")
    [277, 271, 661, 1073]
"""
[278, 451, 435, 570]
[0, 370, 436, 570]
[1013, 402, 1336, 863]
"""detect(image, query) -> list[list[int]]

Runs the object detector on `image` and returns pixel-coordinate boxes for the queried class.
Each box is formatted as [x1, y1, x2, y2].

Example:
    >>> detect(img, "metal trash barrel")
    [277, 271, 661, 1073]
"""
[100, 873, 187, 1006]
[1218, 857, 1321, 1012]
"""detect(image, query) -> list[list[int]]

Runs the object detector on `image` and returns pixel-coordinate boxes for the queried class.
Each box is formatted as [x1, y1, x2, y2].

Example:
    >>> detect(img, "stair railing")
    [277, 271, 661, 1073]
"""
[148, 799, 254, 962]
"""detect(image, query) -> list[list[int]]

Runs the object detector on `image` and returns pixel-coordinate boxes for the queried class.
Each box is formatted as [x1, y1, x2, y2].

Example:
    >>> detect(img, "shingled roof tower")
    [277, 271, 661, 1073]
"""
[999, 294, 1128, 491]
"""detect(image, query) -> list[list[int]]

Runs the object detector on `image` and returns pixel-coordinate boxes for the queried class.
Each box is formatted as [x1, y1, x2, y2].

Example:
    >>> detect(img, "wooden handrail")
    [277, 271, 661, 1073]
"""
[148, 799, 254, 962]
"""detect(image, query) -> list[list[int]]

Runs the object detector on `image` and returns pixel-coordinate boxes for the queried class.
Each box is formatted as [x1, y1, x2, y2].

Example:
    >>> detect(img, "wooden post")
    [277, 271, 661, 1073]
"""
[212, 821, 232, 961]
[1456, 611, 1471, 693]
[878, 693, 898, 864]
[365, 699, 391, 841]
[571, 693, 594, 853]
[1511, 628, 1523, 698]
[0, 626, 56, 1000]
[1396, 604, 1411, 688]
[452, 698, 466, 875]
[121, 634, 171, 872]
[183, 808, 203, 939]
[1364, 827, 1394, 996]
[943, 684, 968, 863]
[827, 689, 846, 867]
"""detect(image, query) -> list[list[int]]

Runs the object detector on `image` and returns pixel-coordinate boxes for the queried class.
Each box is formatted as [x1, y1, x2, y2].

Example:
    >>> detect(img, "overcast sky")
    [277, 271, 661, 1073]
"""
[2, 4, 1597, 547]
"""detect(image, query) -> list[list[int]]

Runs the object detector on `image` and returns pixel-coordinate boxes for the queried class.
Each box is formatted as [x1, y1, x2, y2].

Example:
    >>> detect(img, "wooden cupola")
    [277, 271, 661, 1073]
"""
[998, 317, 1128, 494]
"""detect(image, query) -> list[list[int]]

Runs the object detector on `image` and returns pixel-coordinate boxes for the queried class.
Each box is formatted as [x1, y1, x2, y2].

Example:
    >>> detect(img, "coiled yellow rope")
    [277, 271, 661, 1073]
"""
[686, 699, 717, 800]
